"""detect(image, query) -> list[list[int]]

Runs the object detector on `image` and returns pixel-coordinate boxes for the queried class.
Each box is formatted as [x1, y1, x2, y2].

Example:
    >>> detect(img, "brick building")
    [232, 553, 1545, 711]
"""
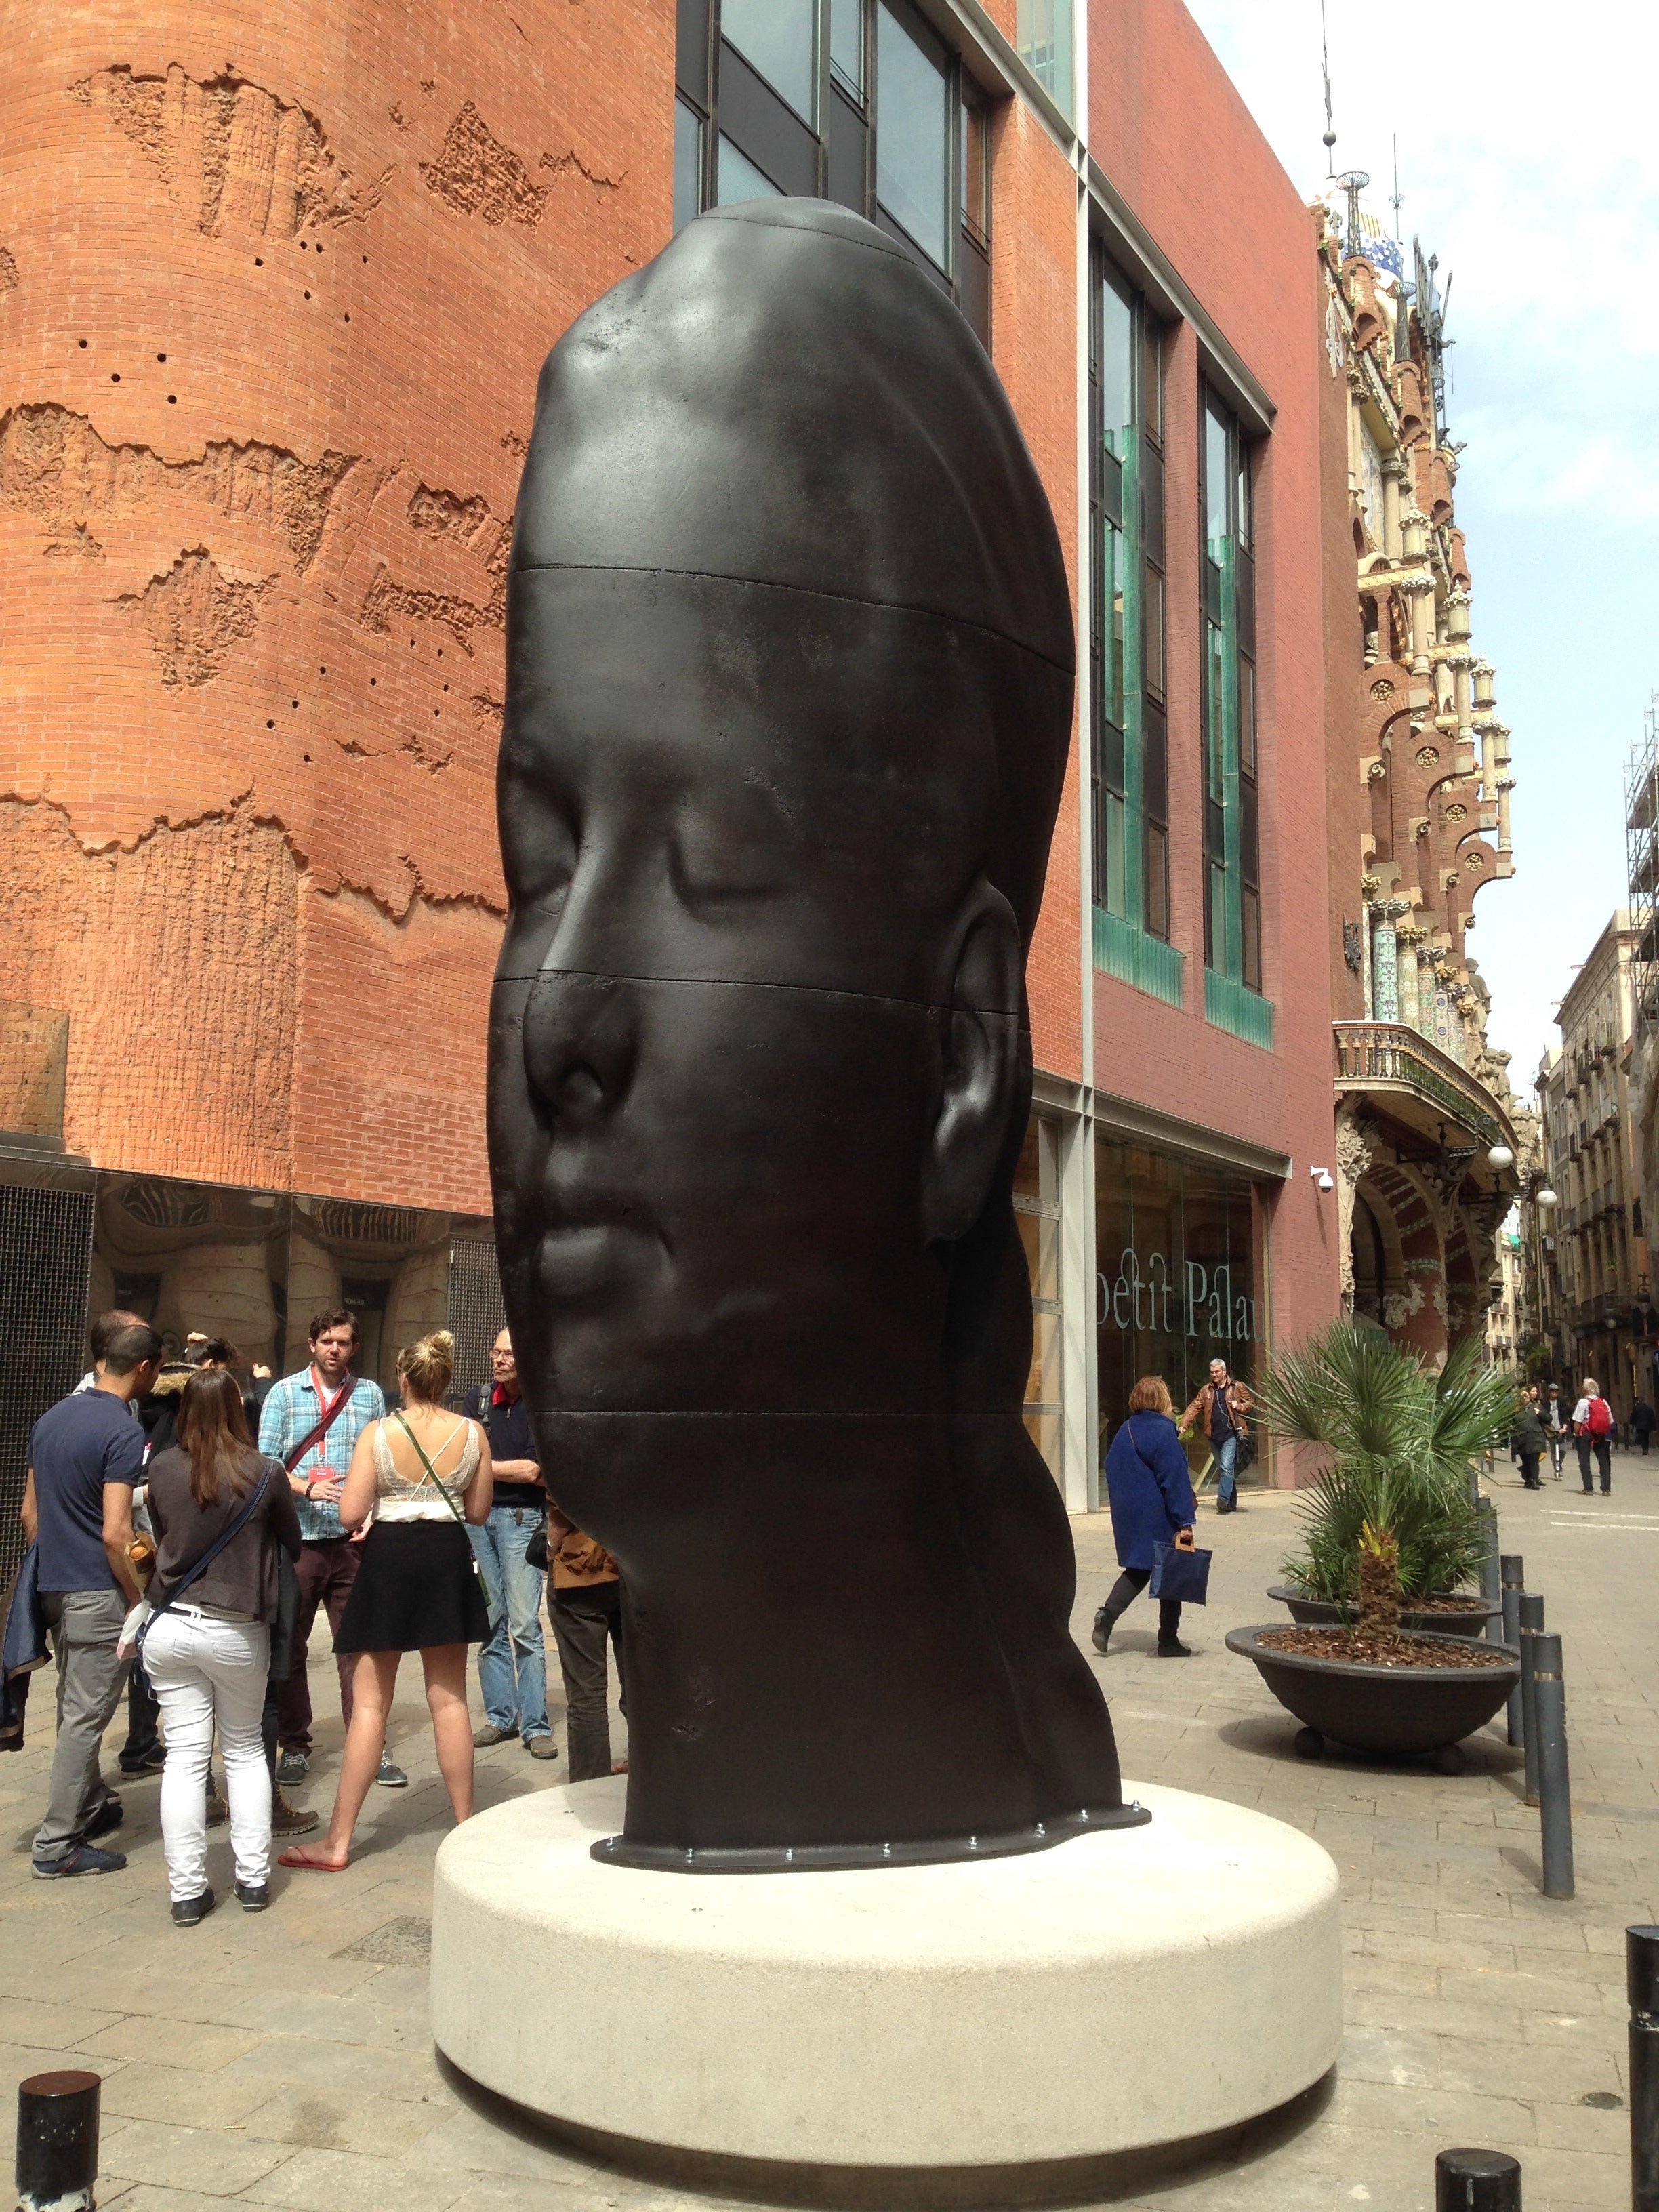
[5, 0, 1520, 1542]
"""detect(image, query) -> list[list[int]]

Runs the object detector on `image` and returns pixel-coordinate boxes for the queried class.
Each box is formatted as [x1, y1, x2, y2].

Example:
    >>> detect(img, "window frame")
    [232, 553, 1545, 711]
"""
[1199, 383, 1263, 998]
[674, 0, 991, 345]
[1087, 239, 1169, 951]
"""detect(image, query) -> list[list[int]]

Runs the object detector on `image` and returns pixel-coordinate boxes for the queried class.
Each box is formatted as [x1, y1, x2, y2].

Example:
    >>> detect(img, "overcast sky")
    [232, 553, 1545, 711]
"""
[1181, 1, 1656, 1099]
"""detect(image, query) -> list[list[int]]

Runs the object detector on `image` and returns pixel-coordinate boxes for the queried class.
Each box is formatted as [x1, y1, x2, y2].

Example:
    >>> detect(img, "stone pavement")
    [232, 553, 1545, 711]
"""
[5, 1446, 1659, 2212]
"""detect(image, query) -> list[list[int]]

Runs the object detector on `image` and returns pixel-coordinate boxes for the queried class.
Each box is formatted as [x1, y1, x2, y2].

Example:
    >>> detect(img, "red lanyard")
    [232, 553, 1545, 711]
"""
[307, 1369, 350, 1466]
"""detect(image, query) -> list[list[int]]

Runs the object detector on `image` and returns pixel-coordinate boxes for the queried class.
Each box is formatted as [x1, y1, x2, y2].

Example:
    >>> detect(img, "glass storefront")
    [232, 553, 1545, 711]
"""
[1015, 1118, 1063, 1486]
[1095, 1136, 1269, 1481]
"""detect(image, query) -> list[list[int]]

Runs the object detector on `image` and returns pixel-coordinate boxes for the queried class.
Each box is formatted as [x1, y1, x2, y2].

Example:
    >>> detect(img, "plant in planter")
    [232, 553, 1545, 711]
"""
[1229, 1326, 1522, 1767]
[1266, 1327, 1515, 1623]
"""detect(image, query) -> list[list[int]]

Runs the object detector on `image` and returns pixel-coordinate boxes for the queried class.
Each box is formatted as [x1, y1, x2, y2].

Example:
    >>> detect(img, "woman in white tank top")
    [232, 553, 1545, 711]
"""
[280, 1329, 492, 1872]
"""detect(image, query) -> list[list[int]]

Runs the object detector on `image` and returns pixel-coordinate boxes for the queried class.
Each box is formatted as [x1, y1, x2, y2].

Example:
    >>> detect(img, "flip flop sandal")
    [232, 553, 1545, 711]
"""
[278, 1847, 348, 1872]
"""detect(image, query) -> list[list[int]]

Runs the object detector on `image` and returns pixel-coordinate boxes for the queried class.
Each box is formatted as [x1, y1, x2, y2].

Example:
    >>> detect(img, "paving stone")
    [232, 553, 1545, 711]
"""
[99, 2119, 293, 2194]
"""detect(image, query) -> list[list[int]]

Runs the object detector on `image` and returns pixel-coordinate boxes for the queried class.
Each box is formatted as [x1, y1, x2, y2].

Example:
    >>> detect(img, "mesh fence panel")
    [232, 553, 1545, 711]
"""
[446, 1235, 507, 1411]
[0, 1181, 94, 1582]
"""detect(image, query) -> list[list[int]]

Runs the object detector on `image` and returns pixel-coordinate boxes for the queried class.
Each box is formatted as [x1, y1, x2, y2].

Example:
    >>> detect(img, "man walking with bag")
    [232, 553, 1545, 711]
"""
[23, 1319, 161, 1877]
[259, 1310, 403, 1788]
[1572, 1377, 1616, 1496]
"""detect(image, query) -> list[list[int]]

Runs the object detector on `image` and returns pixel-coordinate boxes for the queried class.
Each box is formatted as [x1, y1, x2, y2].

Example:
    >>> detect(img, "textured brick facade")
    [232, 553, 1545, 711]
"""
[1, 1, 669, 1210]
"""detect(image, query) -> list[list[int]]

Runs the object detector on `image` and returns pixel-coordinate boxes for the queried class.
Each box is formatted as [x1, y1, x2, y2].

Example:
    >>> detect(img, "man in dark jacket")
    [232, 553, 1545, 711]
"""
[1511, 1399, 1547, 1488]
[1633, 1400, 1655, 1454]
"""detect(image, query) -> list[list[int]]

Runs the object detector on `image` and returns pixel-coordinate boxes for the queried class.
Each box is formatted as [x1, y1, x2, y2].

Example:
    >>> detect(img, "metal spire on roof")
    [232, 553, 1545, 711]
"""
[1321, 1, 1337, 172]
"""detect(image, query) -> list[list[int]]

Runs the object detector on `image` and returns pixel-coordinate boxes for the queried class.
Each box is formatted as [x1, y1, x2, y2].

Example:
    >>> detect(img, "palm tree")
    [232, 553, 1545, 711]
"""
[1256, 1325, 1519, 1634]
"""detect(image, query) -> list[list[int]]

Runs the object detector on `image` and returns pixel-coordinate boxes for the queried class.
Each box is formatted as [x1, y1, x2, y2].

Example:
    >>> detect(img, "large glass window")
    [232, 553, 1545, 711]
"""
[1016, 1118, 1063, 1488]
[875, 3, 949, 267]
[722, 0, 817, 123]
[674, 0, 989, 344]
[1094, 1138, 1268, 1483]
[717, 134, 781, 205]
[1200, 388, 1265, 1013]
[674, 97, 703, 231]
[1088, 245, 1170, 989]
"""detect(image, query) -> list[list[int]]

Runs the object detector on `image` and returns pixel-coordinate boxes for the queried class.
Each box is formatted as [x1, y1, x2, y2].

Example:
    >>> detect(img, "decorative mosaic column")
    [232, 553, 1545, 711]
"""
[1395, 923, 1421, 1031]
[1370, 901, 1406, 1022]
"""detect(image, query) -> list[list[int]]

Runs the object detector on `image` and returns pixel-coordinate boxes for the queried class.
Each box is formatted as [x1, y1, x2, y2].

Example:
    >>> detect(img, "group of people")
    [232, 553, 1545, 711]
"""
[1509, 1378, 1629, 1494]
[15, 1306, 624, 1925]
[1090, 1357, 1252, 1658]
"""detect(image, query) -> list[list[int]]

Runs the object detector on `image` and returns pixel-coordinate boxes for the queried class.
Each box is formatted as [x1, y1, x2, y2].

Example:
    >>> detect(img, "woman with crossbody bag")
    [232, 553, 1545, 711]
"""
[137, 1369, 302, 1924]
[281, 1330, 492, 1872]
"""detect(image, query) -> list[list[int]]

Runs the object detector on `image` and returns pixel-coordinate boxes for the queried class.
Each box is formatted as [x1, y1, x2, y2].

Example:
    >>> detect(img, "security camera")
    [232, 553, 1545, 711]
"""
[1311, 1167, 1334, 1193]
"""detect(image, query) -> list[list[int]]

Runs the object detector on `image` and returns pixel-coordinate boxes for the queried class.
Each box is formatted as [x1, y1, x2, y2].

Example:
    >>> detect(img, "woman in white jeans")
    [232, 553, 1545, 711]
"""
[142, 1370, 302, 1924]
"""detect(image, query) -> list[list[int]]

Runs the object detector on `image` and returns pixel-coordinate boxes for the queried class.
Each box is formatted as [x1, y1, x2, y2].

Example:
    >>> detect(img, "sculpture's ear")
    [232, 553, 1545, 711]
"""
[920, 883, 1023, 1245]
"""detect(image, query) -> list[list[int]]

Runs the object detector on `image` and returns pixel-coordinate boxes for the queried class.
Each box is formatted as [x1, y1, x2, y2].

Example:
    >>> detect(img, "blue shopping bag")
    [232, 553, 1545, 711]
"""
[1149, 1541, 1212, 1605]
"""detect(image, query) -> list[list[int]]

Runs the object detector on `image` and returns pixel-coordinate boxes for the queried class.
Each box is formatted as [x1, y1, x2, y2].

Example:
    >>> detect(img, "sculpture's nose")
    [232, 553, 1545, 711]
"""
[522, 969, 638, 1126]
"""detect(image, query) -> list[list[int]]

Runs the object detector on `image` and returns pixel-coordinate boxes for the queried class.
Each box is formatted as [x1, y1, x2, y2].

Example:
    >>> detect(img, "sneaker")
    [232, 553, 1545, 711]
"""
[205, 1780, 228, 1828]
[234, 1881, 270, 1912]
[276, 1750, 310, 1784]
[1090, 1611, 1113, 1654]
[1156, 1639, 1195, 1658]
[525, 1736, 559, 1761]
[376, 1757, 408, 1788]
[83, 1795, 124, 1841]
[272, 1792, 319, 1837]
[118, 1746, 165, 1776]
[473, 1723, 518, 1746]
[33, 1844, 127, 1879]
[171, 1889, 216, 1927]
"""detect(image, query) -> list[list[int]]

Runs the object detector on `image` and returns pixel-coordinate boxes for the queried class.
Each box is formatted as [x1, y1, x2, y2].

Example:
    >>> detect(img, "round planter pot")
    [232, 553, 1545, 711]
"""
[1266, 1585, 1499, 1639]
[1226, 1624, 1521, 1762]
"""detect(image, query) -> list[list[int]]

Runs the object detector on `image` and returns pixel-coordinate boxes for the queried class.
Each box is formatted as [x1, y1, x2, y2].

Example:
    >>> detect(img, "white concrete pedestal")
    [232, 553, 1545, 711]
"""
[431, 1776, 1340, 2174]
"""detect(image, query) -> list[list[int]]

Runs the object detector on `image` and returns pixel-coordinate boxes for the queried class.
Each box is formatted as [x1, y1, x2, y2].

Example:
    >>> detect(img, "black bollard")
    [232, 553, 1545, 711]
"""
[1435, 2145, 1521, 2208]
[1478, 1502, 1502, 1640]
[1629, 1926, 1659, 2211]
[1517, 1591, 1544, 1807]
[16, 2071, 100, 2212]
[1500, 1556, 1523, 1745]
[1531, 1631, 1574, 1902]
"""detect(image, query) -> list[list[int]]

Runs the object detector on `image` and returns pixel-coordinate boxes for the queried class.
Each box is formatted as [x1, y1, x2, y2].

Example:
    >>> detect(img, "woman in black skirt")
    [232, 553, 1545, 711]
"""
[279, 1330, 491, 1871]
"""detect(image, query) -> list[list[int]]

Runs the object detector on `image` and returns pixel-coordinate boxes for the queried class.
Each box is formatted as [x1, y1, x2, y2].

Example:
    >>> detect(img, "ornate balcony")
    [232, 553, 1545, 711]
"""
[1334, 1021, 1519, 1163]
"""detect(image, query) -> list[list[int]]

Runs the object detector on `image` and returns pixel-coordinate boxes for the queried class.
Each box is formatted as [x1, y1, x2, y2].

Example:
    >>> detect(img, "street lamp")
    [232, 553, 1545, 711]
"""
[1488, 1143, 1515, 1170]
[1536, 1187, 1557, 1210]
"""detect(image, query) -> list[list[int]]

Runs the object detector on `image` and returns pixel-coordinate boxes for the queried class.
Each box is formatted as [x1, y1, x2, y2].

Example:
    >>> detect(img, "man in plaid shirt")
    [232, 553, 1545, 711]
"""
[259, 1308, 405, 1788]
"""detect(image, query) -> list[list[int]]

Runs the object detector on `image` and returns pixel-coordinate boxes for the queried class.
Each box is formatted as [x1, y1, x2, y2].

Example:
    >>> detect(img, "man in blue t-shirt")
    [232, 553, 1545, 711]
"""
[22, 1319, 162, 1877]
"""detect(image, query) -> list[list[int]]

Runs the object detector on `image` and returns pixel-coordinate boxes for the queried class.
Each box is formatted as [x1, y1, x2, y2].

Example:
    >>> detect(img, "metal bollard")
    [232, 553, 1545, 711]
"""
[1500, 1555, 1523, 1745]
[1478, 1502, 1502, 1639]
[1629, 1926, 1659, 2211]
[1517, 1591, 1544, 1806]
[1532, 1631, 1574, 1902]
[1435, 2144, 1521, 2208]
[15, 2071, 100, 2212]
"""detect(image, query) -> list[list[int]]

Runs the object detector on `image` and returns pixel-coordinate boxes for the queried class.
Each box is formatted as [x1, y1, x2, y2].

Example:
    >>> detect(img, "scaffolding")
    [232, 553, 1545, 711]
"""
[1627, 693, 1659, 1030]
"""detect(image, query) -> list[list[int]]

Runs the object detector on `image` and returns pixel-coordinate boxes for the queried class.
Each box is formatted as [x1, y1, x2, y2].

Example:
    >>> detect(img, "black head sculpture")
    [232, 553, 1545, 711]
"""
[489, 198, 1144, 1868]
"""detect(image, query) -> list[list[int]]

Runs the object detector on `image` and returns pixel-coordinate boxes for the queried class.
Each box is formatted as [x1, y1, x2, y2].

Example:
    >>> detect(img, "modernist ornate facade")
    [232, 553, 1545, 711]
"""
[1317, 194, 1530, 1361]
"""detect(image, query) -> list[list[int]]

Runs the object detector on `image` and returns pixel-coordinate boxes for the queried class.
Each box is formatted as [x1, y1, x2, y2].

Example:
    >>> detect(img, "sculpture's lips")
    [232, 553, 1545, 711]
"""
[534, 1221, 647, 1300]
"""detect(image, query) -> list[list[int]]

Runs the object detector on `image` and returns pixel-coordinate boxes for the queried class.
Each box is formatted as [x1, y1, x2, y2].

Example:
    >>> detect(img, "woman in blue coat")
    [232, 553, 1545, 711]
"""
[1092, 1376, 1198, 1657]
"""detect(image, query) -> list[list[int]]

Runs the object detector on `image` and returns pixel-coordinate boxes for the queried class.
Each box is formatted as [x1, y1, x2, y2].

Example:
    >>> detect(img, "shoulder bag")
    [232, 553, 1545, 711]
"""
[130, 1465, 274, 1657]
[1126, 1419, 1213, 1606]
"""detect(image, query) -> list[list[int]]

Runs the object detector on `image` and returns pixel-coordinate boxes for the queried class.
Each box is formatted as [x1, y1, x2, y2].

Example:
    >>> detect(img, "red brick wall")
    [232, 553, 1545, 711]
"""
[991, 98, 1083, 1085]
[0, 0, 670, 1210]
[1088, 0, 1342, 1347]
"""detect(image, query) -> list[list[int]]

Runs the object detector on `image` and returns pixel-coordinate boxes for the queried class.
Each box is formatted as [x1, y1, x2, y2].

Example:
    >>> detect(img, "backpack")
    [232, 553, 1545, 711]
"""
[1586, 1397, 1614, 1439]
